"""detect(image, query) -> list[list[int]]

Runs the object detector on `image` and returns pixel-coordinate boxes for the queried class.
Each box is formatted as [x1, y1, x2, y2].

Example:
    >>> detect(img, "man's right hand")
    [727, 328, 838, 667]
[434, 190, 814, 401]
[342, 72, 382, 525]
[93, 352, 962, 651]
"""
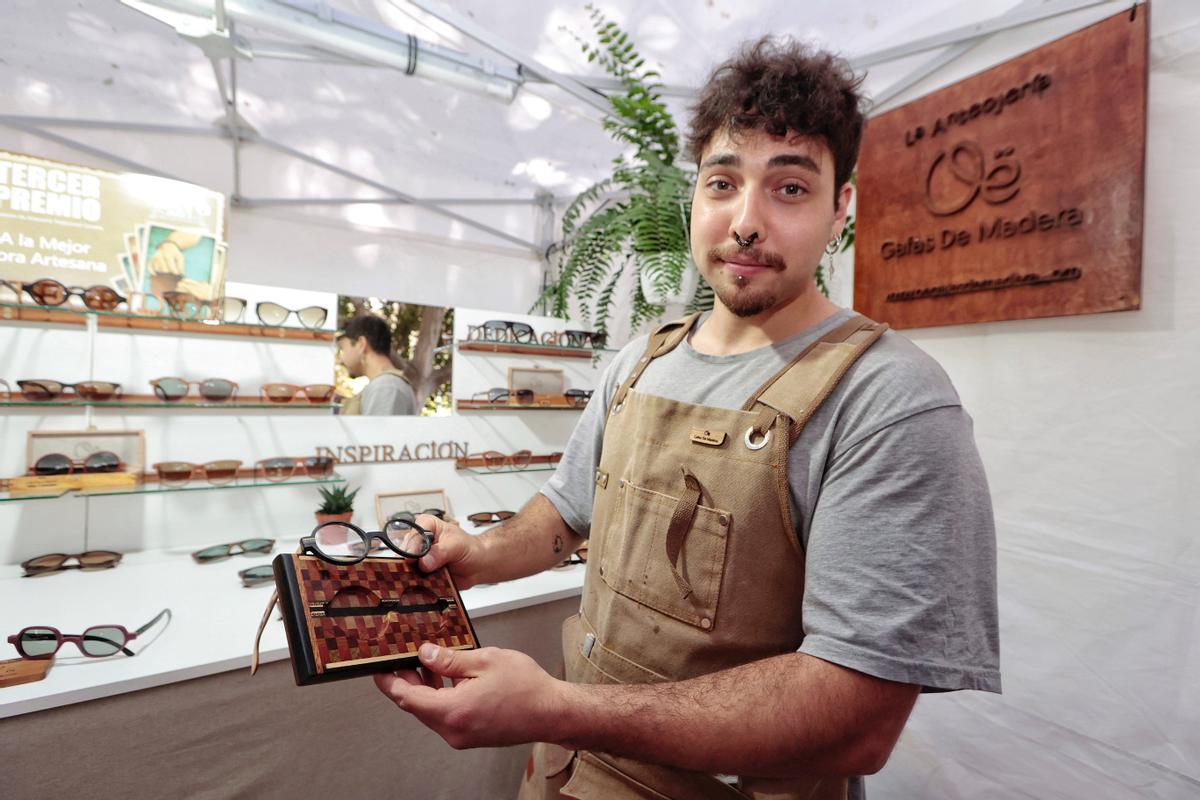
[410, 495, 584, 589]
[413, 514, 492, 589]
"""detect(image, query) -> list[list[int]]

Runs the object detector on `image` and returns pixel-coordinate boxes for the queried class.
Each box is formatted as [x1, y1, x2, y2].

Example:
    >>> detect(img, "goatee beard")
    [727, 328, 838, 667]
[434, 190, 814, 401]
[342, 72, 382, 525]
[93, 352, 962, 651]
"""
[714, 282, 779, 318]
[705, 245, 786, 317]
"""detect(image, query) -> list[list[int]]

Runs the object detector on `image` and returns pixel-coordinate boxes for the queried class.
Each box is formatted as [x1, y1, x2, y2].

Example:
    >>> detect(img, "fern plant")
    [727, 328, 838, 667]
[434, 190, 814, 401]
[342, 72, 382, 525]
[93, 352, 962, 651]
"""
[536, 5, 697, 334]
[538, 7, 843, 333]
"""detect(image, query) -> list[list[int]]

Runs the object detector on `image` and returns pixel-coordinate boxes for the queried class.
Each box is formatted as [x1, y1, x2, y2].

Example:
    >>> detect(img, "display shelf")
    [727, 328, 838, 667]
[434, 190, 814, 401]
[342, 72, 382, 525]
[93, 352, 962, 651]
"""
[0, 472, 345, 502]
[455, 399, 584, 411]
[0, 301, 335, 342]
[455, 453, 561, 473]
[456, 340, 613, 359]
[457, 465, 557, 475]
[0, 395, 335, 411]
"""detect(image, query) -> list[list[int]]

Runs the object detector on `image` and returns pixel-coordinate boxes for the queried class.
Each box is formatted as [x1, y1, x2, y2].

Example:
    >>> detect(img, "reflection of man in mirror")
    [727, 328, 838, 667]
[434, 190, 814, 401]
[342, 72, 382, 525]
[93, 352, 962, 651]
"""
[336, 314, 418, 416]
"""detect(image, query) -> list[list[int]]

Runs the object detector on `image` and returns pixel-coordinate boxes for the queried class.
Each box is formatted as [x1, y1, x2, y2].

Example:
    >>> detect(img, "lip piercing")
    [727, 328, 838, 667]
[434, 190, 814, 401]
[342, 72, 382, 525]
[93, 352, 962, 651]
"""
[734, 231, 758, 248]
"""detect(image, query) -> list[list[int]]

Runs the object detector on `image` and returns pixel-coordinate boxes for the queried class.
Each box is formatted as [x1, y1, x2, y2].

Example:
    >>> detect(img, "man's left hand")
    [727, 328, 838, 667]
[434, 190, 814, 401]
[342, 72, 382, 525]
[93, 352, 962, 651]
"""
[374, 643, 569, 749]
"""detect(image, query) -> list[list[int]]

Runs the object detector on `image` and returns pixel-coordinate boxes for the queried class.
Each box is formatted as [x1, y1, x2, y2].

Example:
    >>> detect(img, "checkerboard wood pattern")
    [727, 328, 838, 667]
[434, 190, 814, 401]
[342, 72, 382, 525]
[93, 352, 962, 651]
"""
[295, 556, 477, 672]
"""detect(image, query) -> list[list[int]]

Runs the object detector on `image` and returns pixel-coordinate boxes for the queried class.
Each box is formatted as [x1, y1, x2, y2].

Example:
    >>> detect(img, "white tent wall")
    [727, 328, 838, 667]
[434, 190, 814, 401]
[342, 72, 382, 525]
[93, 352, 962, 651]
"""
[0, 124, 550, 310]
[853, 3, 1200, 798]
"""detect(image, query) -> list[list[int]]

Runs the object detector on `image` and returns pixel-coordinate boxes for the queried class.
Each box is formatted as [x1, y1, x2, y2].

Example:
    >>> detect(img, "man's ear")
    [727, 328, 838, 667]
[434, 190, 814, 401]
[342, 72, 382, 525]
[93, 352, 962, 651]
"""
[832, 182, 854, 238]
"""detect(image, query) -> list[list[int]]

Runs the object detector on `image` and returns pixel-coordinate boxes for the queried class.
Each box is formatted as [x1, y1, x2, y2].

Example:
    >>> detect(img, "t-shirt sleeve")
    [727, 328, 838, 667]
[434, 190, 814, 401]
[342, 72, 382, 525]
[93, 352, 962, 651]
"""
[540, 339, 644, 538]
[797, 404, 1002, 694]
[361, 375, 417, 415]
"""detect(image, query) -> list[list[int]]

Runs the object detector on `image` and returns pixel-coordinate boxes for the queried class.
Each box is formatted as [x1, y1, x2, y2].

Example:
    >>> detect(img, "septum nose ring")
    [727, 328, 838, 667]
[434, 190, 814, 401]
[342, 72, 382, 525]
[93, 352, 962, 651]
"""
[734, 231, 758, 248]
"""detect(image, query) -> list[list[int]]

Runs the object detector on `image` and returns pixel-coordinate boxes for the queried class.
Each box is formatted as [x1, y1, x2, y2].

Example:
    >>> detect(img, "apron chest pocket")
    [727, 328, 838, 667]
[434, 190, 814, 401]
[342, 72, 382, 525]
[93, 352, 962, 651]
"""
[600, 479, 730, 630]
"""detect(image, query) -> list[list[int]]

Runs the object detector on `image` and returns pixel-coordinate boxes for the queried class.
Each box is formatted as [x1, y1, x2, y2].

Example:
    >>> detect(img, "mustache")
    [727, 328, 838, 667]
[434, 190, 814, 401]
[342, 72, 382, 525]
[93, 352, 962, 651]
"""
[707, 246, 787, 270]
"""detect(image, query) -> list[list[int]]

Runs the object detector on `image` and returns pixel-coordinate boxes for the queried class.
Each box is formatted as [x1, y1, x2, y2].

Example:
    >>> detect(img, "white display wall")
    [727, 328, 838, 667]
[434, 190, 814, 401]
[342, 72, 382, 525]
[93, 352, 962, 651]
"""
[0, 285, 607, 718]
[0, 294, 608, 566]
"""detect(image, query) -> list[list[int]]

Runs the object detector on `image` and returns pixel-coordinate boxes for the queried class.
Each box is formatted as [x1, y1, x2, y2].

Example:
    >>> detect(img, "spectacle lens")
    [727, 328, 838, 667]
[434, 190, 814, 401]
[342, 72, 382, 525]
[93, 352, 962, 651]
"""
[0, 280, 19, 304]
[203, 460, 241, 485]
[162, 291, 210, 319]
[302, 456, 334, 478]
[78, 551, 121, 568]
[194, 544, 231, 561]
[199, 378, 236, 401]
[240, 565, 275, 586]
[467, 511, 515, 524]
[18, 380, 63, 401]
[303, 384, 335, 403]
[384, 519, 433, 558]
[313, 523, 369, 563]
[19, 628, 59, 657]
[26, 279, 67, 306]
[256, 301, 288, 326]
[262, 384, 295, 403]
[83, 451, 121, 472]
[83, 286, 123, 311]
[155, 462, 196, 486]
[75, 381, 121, 401]
[151, 378, 189, 401]
[258, 458, 295, 481]
[296, 306, 327, 330]
[24, 554, 70, 572]
[34, 453, 72, 475]
[221, 296, 247, 323]
[81, 626, 125, 657]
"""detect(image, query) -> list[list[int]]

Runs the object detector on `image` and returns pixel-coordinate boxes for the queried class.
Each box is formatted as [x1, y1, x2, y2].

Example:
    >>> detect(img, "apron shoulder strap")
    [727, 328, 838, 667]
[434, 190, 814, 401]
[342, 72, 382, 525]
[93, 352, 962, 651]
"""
[742, 313, 889, 447]
[607, 312, 703, 414]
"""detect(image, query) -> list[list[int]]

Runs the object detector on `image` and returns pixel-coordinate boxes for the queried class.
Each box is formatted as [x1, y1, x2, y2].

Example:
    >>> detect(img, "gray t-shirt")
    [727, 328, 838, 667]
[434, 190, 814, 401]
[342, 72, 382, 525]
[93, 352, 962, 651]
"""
[360, 372, 417, 415]
[542, 307, 1000, 694]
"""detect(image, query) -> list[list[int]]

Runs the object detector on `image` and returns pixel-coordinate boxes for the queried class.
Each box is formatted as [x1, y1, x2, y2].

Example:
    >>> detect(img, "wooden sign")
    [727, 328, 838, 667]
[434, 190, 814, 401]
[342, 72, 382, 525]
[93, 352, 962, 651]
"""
[854, 5, 1147, 329]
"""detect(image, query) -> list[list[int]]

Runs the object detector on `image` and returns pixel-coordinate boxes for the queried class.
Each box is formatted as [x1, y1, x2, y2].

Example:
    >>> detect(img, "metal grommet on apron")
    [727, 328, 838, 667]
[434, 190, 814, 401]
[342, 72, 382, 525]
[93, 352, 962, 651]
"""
[743, 427, 771, 450]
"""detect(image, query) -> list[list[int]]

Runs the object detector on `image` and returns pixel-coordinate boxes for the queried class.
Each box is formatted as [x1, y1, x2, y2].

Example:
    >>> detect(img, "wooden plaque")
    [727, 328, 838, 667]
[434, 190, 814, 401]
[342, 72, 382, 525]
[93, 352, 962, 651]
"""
[854, 5, 1147, 329]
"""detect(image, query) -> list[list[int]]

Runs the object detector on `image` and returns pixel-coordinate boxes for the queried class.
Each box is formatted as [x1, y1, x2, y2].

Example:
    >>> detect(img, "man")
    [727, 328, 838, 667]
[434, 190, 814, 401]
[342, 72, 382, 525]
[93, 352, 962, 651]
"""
[336, 313, 418, 416]
[375, 38, 1000, 799]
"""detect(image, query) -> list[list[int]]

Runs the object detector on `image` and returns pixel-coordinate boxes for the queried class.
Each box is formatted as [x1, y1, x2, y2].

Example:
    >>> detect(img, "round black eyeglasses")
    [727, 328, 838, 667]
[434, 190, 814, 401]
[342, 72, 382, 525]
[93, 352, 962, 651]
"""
[299, 519, 433, 565]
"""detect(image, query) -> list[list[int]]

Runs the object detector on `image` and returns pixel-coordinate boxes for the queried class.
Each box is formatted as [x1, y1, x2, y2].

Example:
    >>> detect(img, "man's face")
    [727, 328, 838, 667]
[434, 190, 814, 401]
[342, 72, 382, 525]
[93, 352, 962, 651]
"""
[690, 127, 851, 318]
[337, 336, 365, 378]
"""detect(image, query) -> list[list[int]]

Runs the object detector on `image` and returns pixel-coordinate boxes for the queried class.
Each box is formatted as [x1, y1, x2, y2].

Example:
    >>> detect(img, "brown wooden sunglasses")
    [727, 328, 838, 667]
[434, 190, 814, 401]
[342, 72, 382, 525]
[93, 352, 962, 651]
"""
[259, 383, 336, 404]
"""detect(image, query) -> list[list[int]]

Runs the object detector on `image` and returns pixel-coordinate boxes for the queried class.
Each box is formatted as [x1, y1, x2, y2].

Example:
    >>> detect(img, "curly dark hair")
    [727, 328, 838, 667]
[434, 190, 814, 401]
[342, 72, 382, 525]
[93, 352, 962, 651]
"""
[686, 37, 867, 207]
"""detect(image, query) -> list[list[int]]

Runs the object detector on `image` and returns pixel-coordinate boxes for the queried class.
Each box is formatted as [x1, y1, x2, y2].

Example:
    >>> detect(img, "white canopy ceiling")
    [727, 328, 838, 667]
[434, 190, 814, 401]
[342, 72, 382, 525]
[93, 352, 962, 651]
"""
[2, 0, 1061, 263]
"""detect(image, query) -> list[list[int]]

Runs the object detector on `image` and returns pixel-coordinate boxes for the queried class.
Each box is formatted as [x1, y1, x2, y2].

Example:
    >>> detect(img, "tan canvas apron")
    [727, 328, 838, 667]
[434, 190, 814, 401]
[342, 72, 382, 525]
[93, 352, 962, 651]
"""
[519, 311, 887, 800]
[339, 368, 410, 416]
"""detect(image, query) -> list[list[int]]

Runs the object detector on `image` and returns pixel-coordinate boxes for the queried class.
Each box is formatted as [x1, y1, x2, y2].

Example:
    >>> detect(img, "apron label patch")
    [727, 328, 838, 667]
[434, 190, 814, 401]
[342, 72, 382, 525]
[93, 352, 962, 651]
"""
[689, 428, 727, 447]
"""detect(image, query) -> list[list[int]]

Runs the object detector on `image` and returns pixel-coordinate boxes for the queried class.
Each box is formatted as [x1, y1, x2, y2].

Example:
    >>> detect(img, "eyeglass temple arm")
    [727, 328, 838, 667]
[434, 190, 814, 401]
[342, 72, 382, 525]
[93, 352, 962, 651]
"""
[127, 609, 172, 652]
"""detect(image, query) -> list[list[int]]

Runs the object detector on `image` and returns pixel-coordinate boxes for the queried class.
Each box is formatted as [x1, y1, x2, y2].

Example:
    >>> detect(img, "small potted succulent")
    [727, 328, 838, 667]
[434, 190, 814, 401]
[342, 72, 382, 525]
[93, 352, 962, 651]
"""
[315, 484, 358, 525]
